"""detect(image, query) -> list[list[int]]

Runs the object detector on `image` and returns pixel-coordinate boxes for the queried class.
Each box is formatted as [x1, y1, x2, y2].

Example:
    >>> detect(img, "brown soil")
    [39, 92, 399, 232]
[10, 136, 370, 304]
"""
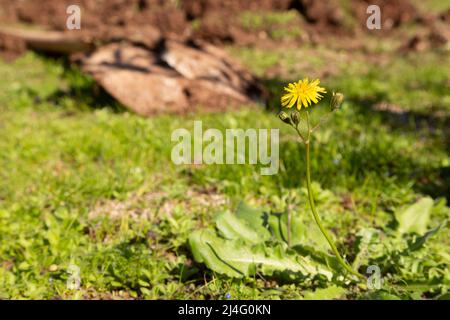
[0, 32, 26, 60]
[0, 0, 188, 45]
[351, 0, 418, 30]
[1, 0, 442, 51]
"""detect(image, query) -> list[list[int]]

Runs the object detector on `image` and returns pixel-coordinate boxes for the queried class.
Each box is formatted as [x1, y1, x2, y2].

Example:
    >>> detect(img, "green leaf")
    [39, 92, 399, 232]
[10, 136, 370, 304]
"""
[352, 228, 382, 269]
[189, 229, 333, 279]
[189, 229, 254, 277]
[189, 203, 336, 280]
[364, 290, 402, 300]
[437, 292, 450, 300]
[235, 202, 268, 232]
[302, 285, 346, 300]
[407, 223, 443, 252]
[267, 211, 328, 251]
[216, 208, 270, 244]
[395, 197, 434, 235]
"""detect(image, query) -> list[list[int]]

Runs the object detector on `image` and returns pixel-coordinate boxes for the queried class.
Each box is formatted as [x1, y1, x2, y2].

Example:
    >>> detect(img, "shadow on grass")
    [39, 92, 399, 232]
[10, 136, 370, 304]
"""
[40, 55, 127, 114]
[34, 56, 450, 201]
[265, 79, 450, 201]
[350, 97, 450, 201]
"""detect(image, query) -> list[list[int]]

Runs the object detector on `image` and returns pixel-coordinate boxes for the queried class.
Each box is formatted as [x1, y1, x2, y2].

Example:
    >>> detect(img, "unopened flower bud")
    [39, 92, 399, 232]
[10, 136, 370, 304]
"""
[291, 111, 300, 126]
[278, 111, 292, 125]
[330, 92, 344, 110]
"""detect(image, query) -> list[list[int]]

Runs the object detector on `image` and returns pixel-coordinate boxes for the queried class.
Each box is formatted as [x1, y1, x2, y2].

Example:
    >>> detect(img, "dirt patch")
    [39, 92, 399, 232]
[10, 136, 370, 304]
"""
[184, 0, 428, 43]
[440, 9, 450, 23]
[372, 102, 408, 115]
[181, 0, 299, 44]
[0, 0, 432, 49]
[290, 0, 345, 28]
[400, 10, 450, 53]
[89, 189, 228, 220]
[1, 0, 445, 59]
[402, 27, 449, 52]
[0, 33, 26, 60]
[182, 0, 293, 19]
[0, 0, 189, 40]
[352, 0, 418, 30]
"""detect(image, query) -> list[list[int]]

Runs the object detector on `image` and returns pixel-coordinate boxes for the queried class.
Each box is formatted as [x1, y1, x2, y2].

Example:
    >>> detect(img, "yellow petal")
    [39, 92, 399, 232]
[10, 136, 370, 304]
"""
[287, 95, 297, 108]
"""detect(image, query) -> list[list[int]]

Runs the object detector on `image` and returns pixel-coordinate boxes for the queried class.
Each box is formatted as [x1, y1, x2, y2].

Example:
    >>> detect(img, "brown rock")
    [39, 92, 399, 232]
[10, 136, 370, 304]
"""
[81, 41, 266, 116]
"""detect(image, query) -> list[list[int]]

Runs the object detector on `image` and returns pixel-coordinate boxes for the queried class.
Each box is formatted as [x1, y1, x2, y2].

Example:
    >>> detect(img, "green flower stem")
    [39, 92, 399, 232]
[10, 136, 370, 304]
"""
[302, 111, 364, 280]
[287, 207, 292, 247]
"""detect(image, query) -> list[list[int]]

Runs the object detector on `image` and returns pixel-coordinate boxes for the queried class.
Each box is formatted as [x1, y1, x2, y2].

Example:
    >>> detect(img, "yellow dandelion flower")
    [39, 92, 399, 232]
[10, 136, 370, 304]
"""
[281, 78, 327, 110]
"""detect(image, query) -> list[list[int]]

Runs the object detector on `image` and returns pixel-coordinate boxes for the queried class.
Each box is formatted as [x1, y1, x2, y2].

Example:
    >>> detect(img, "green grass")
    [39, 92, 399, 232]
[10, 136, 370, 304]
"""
[239, 10, 305, 40]
[0, 43, 449, 299]
[411, 0, 450, 13]
[240, 10, 298, 30]
[230, 45, 450, 115]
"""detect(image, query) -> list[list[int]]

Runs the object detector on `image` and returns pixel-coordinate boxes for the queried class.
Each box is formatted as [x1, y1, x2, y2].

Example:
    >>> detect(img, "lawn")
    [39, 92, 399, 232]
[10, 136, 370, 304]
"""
[0, 33, 449, 299]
